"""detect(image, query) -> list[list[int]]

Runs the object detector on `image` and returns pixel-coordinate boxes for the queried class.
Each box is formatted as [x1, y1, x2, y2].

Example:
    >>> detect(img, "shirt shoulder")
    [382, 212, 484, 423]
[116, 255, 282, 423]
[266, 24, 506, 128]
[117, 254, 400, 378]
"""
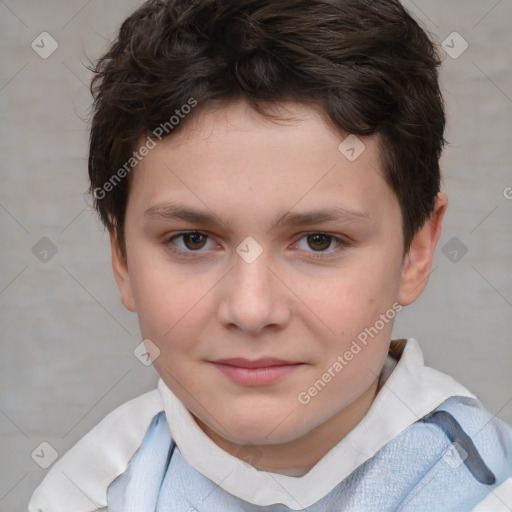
[472, 477, 512, 511]
[406, 396, 512, 509]
[28, 387, 164, 512]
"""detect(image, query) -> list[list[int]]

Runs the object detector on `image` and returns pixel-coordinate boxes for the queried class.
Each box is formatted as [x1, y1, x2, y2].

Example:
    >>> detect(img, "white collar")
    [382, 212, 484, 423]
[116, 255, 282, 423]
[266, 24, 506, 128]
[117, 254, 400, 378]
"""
[159, 338, 476, 509]
[28, 388, 165, 512]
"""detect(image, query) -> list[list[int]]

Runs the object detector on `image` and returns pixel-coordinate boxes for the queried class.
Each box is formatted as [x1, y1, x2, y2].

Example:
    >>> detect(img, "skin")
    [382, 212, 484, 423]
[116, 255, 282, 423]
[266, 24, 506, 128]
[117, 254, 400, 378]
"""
[110, 99, 447, 476]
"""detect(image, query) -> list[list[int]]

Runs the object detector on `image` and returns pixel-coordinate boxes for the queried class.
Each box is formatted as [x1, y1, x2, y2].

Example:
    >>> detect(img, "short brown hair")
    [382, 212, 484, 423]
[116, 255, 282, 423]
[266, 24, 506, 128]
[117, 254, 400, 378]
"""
[88, 0, 446, 258]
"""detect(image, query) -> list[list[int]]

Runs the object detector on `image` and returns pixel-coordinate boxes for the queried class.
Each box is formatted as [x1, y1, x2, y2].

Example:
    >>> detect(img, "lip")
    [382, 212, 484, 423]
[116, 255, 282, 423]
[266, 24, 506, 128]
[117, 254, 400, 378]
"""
[214, 357, 298, 368]
[211, 358, 303, 386]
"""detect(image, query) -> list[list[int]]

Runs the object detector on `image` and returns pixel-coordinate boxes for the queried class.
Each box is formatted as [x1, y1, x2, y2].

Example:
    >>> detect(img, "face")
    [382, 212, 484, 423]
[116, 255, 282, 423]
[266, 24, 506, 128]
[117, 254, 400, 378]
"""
[112, 99, 444, 448]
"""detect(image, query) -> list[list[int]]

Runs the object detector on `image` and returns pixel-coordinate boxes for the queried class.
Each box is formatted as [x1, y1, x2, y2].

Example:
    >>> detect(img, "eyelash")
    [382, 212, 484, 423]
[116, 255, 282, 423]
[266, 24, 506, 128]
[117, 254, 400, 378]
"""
[164, 231, 351, 260]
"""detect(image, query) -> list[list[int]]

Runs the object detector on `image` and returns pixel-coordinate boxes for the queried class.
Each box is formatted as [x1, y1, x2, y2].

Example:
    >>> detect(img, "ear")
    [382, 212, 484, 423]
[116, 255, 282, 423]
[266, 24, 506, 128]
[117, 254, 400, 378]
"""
[398, 192, 448, 306]
[110, 230, 137, 312]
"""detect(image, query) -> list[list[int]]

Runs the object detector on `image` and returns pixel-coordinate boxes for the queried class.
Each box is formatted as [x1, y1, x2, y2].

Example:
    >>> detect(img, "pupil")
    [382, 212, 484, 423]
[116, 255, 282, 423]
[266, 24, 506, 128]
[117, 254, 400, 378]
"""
[185, 233, 206, 250]
[309, 234, 330, 251]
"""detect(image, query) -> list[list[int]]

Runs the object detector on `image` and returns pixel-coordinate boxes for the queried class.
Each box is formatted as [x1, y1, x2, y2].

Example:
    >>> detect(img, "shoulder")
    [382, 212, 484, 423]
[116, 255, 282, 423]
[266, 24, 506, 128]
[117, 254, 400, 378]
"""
[472, 477, 512, 511]
[413, 395, 512, 509]
[28, 387, 164, 512]
[426, 395, 512, 472]
[438, 397, 512, 511]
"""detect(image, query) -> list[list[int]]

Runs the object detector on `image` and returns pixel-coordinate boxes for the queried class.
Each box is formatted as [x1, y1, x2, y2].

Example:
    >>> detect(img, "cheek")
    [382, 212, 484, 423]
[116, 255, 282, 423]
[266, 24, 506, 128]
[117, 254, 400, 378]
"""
[128, 254, 211, 342]
[310, 260, 400, 338]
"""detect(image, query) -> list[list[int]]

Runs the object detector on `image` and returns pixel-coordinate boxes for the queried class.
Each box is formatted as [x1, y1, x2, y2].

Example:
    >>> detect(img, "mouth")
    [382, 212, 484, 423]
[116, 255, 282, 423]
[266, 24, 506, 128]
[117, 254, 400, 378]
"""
[214, 357, 300, 368]
[211, 358, 304, 386]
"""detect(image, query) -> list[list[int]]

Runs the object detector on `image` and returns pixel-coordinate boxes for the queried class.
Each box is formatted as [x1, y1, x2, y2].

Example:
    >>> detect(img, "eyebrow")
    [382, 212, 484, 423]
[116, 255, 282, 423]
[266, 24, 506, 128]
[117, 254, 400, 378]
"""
[144, 202, 373, 230]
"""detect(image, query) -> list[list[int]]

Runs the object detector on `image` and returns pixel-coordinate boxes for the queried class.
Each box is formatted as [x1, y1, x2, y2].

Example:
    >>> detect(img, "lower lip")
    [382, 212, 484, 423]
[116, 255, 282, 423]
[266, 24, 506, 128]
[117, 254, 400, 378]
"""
[212, 363, 302, 386]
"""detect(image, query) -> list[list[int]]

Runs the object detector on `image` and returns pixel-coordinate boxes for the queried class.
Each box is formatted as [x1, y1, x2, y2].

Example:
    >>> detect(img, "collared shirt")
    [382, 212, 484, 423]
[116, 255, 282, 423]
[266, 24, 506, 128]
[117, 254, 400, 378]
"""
[29, 338, 512, 511]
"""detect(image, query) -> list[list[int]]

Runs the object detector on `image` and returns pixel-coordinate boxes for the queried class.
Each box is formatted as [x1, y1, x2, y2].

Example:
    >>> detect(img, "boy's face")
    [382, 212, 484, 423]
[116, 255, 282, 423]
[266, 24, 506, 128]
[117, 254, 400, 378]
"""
[112, 99, 442, 449]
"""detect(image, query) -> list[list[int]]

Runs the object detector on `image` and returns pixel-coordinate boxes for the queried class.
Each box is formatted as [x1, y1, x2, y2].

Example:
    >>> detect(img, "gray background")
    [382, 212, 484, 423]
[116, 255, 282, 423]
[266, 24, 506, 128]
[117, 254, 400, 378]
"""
[0, 1, 511, 510]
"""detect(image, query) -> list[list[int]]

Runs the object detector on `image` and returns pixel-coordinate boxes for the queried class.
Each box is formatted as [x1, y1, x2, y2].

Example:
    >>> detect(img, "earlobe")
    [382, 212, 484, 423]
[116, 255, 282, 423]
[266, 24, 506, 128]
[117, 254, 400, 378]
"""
[109, 230, 137, 312]
[398, 192, 448, 306]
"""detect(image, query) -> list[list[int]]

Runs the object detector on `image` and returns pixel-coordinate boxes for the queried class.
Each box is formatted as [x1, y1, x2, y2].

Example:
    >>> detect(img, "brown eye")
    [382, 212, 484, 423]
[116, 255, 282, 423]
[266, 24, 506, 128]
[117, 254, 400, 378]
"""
[307, 233, 333, 251]
[181, 232, 208, 250]
[165, 231, 220, 260]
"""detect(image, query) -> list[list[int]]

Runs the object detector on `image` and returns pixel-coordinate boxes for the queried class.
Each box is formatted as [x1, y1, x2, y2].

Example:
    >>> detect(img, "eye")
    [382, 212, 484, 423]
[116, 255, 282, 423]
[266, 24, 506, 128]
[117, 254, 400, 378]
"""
[165, 231, 351, 260]
[166, 231, 216, 254]
[294, 233, 349, 256]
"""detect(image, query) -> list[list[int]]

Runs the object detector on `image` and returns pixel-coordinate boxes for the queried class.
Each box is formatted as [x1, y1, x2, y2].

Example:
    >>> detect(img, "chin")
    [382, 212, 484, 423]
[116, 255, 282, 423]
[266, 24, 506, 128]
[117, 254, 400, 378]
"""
[221, 411, 310, 446]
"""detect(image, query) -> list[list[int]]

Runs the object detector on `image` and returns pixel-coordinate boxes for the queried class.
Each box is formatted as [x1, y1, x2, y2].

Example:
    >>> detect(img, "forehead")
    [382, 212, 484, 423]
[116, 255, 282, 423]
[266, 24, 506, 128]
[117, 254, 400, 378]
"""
[127, 99, 398, 228]
[151, 99, 371, 160]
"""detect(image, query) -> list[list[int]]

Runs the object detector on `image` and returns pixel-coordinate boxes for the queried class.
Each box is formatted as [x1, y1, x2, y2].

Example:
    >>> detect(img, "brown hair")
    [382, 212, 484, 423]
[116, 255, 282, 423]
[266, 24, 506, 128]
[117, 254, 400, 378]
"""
[88, 0, 446, 258]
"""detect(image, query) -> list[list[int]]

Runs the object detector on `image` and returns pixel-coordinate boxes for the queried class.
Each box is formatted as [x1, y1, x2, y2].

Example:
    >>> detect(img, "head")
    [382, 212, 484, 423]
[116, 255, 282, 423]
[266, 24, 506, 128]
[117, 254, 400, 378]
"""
[88, 0, 447, 447]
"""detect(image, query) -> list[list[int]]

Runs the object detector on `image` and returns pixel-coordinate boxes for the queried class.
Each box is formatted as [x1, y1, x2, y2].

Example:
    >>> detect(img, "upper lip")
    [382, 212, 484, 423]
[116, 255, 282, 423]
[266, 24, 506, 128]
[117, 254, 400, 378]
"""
[213, 358, 301, 368]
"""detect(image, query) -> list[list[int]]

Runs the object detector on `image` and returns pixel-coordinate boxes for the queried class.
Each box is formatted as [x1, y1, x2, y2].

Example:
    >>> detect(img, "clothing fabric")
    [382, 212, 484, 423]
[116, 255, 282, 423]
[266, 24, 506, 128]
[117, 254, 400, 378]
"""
[28, 338, 512, 511]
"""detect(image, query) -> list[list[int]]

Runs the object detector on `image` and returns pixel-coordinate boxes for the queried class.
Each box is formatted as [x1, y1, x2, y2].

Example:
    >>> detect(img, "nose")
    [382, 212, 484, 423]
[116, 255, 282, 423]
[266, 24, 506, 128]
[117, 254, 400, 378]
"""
[217, 247, 291, 335]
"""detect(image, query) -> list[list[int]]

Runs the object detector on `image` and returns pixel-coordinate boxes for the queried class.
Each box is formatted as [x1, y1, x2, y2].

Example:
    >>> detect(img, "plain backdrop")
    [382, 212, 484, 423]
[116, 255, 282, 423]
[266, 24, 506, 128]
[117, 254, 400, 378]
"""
[0, 1, 511, 510]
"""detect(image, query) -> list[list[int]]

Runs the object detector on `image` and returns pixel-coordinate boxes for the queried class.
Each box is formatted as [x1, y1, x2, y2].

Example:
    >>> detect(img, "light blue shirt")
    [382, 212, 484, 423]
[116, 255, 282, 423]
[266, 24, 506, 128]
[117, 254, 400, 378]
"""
[106, 395, 512, 511]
